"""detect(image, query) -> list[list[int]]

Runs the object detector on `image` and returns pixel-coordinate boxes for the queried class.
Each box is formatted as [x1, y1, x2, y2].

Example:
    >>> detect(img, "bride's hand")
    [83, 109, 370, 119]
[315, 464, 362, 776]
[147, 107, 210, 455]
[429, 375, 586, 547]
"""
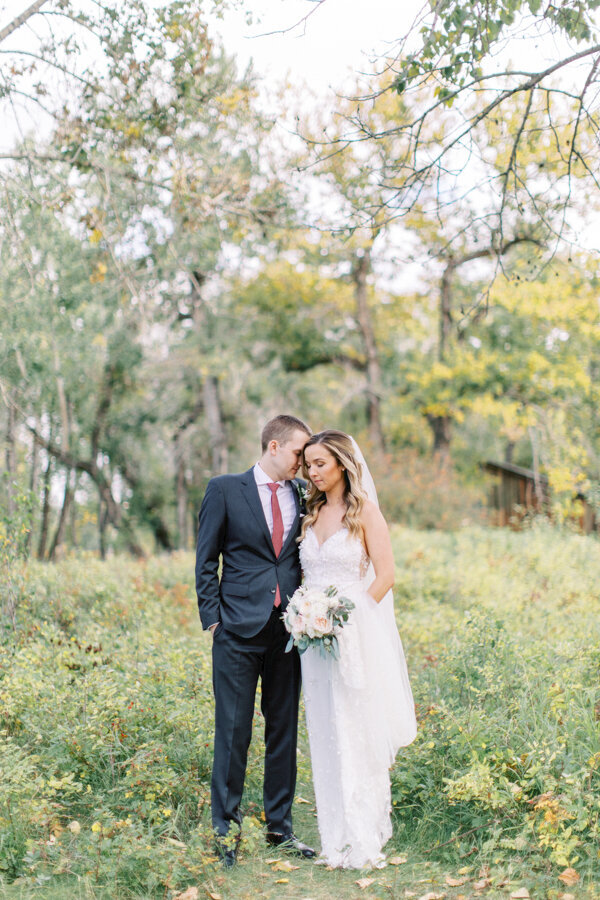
[361, 501, 395, 603]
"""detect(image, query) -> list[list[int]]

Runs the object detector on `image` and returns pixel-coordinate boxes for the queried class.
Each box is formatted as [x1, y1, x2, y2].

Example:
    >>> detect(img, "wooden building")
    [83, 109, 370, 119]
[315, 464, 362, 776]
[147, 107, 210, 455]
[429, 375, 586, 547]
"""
[483, 460, 550, 527]
[484, 460, 599, 533]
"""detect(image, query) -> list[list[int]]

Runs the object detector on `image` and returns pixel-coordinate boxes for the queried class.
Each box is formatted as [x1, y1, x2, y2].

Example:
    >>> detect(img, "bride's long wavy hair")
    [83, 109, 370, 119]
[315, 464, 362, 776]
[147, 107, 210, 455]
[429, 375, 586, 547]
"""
[299, 430, 367, 541]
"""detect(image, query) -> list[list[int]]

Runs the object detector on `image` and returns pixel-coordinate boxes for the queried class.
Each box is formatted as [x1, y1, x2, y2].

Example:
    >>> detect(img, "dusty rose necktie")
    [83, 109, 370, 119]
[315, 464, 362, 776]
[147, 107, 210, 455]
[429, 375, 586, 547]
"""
[268, 483, 283, 607]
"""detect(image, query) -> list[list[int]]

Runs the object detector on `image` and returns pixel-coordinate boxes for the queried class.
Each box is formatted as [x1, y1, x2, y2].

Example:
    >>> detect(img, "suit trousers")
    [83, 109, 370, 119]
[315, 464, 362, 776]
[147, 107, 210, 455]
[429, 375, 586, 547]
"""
[211, 608, 301, 836]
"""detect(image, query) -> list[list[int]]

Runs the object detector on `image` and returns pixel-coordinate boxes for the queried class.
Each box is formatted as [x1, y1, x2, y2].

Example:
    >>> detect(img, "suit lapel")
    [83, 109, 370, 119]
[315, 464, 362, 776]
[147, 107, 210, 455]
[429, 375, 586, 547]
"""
[240, 468, 274, 551]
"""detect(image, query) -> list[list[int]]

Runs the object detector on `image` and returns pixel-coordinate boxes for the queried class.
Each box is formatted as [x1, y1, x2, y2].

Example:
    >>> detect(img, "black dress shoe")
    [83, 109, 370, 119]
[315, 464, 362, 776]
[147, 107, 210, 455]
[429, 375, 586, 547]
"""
[266, 831, 316, 859]
[215, 838, 238, 868]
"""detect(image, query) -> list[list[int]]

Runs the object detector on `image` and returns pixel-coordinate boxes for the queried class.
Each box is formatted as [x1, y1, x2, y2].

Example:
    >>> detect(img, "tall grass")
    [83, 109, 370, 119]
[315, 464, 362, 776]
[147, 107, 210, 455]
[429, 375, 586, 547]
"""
[0, 525, 599, 897]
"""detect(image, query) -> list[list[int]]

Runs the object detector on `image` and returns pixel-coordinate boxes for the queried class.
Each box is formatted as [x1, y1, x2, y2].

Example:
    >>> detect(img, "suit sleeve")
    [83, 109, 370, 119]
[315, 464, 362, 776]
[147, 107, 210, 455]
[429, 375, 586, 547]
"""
[195, 478, 226, 630]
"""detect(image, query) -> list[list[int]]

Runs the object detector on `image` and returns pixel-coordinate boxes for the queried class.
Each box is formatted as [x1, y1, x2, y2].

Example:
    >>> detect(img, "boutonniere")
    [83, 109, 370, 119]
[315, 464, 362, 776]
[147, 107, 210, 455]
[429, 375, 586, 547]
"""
[293, 480, 308, 508]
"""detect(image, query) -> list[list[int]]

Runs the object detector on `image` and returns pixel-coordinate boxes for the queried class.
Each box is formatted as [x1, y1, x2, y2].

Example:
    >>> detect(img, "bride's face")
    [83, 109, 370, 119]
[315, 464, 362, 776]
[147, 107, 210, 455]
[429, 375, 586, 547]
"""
[304, 444, 344, 493]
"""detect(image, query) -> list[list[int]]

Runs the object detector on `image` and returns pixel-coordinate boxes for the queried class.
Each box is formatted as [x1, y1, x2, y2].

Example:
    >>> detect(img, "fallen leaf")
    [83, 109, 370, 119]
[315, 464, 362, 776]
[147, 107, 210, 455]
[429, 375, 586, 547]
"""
[206, 893, 222, 900]
[458, 866, 471, 875]
[473, 879, 491, 891]
[265, 858, 281, 865]
[67, 821, 81, 835]
[558, 869, 580, 886]
[389, 855, 408, 865]
[559, 894, 576, 900]
[295, 796, 311, 804]
[173, 889, 199, 900]
[274, 879, 289, 884]
[445, 876, 468, 886]
[272, 860, 300, 872]
[417, 893, 445, 900]
[510, 890, 530, 899]
[356, 877, 375, 889]
[166, 837, 187, 849]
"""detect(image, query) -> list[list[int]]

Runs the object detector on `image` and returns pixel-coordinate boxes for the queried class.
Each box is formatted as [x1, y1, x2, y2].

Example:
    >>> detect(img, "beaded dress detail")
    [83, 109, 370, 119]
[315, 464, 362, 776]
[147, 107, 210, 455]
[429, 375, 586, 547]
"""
[299, 526, 417, 869]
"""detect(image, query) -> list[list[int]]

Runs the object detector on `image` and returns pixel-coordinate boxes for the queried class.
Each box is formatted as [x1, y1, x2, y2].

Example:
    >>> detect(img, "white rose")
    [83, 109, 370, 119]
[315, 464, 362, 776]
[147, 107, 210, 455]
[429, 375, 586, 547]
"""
[291, 614, 305, 639]
[312, 614, 334, 637]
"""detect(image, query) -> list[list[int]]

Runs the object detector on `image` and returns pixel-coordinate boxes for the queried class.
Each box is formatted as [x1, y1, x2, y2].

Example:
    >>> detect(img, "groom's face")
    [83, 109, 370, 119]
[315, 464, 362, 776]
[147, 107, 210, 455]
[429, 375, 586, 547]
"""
[271, 429, 311, 481]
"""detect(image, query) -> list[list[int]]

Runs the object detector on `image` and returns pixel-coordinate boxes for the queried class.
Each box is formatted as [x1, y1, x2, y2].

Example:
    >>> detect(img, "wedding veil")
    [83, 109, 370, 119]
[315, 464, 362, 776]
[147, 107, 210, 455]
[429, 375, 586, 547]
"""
[349, 436, 417, 757]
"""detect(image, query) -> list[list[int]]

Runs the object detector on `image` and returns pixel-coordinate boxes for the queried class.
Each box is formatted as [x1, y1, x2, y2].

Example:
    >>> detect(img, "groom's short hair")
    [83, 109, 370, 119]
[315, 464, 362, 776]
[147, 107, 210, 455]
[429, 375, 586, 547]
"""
[261, 415, 311, 452]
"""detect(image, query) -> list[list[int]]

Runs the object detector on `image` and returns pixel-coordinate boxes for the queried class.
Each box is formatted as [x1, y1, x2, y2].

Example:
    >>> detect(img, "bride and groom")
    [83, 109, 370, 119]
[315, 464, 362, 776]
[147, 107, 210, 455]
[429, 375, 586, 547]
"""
[195, 414, 417, 869]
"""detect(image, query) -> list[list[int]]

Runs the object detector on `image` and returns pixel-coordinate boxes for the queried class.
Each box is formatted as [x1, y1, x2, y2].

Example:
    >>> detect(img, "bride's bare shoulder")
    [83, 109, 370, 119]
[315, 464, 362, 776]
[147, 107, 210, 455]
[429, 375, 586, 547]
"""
[359, 499, 387, 528]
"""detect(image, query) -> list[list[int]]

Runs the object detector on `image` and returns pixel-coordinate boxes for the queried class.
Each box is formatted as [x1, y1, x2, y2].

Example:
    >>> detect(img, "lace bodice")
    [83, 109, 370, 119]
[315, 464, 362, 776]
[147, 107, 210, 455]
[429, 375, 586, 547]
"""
[300, 526, 369, 591]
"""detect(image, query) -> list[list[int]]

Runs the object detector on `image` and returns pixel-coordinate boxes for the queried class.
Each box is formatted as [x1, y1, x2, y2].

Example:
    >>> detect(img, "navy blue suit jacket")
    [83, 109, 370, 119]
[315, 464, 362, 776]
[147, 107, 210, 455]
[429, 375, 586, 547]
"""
[195, 468, 304, 638]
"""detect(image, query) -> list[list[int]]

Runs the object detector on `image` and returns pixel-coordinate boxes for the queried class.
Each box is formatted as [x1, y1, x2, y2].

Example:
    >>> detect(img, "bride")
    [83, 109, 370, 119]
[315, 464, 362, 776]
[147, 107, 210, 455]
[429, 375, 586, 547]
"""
[299, 430, 417, 869]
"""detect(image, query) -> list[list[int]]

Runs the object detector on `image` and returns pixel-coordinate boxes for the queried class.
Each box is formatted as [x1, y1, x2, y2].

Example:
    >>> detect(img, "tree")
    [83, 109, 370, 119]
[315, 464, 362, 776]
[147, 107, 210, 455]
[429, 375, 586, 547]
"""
[385, 3, 598, 240]
[0, 1, 291, 554]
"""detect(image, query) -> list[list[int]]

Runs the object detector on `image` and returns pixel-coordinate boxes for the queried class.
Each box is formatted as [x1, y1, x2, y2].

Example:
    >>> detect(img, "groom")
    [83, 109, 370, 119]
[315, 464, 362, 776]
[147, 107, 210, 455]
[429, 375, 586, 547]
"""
[195, 414, 315, 867]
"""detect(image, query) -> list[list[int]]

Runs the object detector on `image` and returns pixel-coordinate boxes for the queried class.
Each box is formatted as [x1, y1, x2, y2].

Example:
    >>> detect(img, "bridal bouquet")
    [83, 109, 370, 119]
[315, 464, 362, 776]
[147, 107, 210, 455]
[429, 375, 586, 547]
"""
[283, 585, 355, 660]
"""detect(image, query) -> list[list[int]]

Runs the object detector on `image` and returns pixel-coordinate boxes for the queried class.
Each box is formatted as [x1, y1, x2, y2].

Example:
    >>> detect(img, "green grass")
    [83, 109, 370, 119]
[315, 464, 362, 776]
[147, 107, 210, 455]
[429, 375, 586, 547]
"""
[1, 524, 600, 898]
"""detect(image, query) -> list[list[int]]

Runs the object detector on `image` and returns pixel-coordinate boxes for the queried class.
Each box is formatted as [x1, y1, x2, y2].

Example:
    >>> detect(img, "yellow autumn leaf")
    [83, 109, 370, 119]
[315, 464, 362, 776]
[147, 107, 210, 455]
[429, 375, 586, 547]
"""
[172, 888, 199, 900]
[388, 855, 408, 865]
[90, 261, 107, 284]
[165, 837, 187, 849]
[274, 878, 289, 884]
[558, 868, 580, 886]
[356, 877, 375, 889]
[445, 875, 468, 886]
[271, 860, 299, 872]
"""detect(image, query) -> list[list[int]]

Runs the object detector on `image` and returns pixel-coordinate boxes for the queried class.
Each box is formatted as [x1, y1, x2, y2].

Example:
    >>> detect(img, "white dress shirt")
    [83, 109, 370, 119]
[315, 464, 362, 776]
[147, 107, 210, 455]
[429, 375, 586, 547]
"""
[253, 462, 297, 544]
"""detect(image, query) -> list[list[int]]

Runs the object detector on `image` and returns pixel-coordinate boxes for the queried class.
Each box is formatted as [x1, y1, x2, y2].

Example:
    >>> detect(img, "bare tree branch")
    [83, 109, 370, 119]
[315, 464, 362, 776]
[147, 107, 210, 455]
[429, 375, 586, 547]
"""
[0, 0, 48, 44]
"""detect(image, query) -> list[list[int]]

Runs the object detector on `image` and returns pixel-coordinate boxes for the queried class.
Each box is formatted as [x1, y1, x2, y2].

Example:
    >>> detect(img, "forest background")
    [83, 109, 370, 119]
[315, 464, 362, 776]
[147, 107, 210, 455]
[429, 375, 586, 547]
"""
[1, 0, 599, 556]
[1, 1, 600, 898]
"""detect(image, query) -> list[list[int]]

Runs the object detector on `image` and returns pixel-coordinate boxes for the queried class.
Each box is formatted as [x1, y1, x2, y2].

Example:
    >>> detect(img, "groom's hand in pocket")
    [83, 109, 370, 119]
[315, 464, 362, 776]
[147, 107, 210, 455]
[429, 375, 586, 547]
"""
[209, 623, 220, 637]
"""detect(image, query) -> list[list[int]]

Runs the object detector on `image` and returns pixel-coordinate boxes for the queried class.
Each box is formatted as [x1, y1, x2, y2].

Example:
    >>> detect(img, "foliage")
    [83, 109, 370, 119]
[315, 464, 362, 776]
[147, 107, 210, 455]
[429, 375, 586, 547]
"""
[391, 522, 600, 885]
[372, 450, 487, 529]
[1, 527, 600, 897]
[394, 0, 600, 92]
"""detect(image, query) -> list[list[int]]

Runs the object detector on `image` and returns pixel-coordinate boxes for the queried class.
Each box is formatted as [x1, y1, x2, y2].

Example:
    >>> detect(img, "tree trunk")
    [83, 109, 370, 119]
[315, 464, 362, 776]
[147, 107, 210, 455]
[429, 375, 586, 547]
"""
[439, 262, 454, 362]
[48, 468, 75, 560]
[175, 436, 188, 549]
[26, 433, 39, 555]
[353, 249, 385, 455]
[427, 414, 452, 462]
[37, 453, 52, 560]
[28, 425, 145, 557]
[69, 488, 78, 547]
[98, 498, 108, 560]
[4, 404, 16, 517]
[203, 375, 228, 474]
[190, 269, 229, 474]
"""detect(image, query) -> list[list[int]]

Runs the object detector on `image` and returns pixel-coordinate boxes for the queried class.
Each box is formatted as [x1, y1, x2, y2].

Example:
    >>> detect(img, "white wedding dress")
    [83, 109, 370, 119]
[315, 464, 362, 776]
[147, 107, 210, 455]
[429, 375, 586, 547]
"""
[299, 525, 417, 869]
